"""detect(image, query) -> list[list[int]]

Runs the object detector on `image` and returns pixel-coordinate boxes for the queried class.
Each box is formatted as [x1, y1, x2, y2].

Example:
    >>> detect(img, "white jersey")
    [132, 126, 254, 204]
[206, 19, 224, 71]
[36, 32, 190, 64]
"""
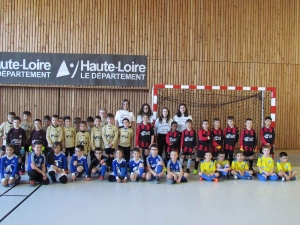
[173, 115, 193, 132]
[115, 110, 136, 127]
[154, 118, 173, 134]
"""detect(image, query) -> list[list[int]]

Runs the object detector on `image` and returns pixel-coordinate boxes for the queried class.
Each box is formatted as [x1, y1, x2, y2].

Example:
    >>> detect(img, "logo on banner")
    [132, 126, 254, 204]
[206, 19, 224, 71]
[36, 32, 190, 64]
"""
[56, 60, 79, 78]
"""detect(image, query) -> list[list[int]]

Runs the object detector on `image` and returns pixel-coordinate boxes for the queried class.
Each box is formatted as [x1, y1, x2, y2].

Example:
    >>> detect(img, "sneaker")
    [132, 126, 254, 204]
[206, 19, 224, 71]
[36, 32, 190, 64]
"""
[199, 177, 203, 181]
[139, 177, 145, 182]
[186, 168, 190, 174]
[233, 175, 238, 180]
[213, 178, 218, 182]
[227, 175, 235, 180]
[193, 169, 198, 175]
[99, 175, 104, 180]
[19, 171, 24, 175]
[29, 180, 35, 187]
[246, 175, 254, 180]
[155, 176, 161, 184]
[50, 176, 57, 183]
[282, 177, 285, 182]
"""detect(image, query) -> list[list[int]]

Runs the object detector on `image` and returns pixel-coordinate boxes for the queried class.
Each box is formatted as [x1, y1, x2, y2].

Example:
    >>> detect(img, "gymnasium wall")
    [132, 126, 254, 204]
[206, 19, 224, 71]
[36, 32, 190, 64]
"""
[0, 0, 299, 148]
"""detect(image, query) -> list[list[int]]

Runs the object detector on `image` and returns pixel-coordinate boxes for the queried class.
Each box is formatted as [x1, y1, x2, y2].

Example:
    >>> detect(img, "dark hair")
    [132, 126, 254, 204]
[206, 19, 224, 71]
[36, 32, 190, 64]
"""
[149, 143, 158, 149]
[202, 119, 208, 124]
[13, 116, 21, 122]
[75, 145, 84, 151]
[79, 121, 87, 126]
[86, 116, 94, 122]
[158, 107, 171, 123]
[107, 113, 114, 119]
[58, 117, 63, 120]
[213, 118, 220, 122]
[34, 119, 42, 123]
[5, 144, 15, 151]
[279, 152, 288, 158]
[122, 118, 130, 123]
[33, 141, 43, 146]
[8, 112, 16, 117]
[265, 116, 272, 121]
[120, 99, 130, 111]
[205, 151, 212, 156]
[138, 103, 153, 117]
[185, 119, 193, 124]
[262, 145, 270, 150]
[170, 149, 178, 154]
[23, 111, 31, 116]
[52, 115, 59, 119]
[74, 117, 81, 124]
[245, 118, 252, 122]
[171, 121, 178, 126]
[94, 116, 101, 120]
[141, 113, 149, 118]
[227, 116, 234, 121]
[218, 151, 225, 156]
[132, 148, 140, 153]
[176, 103, 189, 117]
[47, 141, 62, 165]
[116, 149, 124, 155]
[63, 116, 71, 121]
[94, 147, 103, 152]
[236, 150, 244, 156]
[43, 115, 51, 121]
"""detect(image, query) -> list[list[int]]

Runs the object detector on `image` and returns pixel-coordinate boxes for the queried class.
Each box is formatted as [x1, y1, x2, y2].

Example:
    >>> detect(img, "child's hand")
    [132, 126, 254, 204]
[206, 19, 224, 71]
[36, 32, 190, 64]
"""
[177, 177, 182, 183]
[116, 177, 121, 183]
[42, 173, 47, 180]
[108, 143, 113, 148]
[123, 178, 127, 183]
[85, 177, 92, 182]
[72, 175, 76, 180]
[173, 174, 178, 180]
[73, 161, 78, 166]
[265, 172, 270, 176]
[217, 163, 221, 168]
[100, 160, 104, 164]
[240, 171, 244, 176]
[2, 180, 7, 186]
[180, 148, 183, 154]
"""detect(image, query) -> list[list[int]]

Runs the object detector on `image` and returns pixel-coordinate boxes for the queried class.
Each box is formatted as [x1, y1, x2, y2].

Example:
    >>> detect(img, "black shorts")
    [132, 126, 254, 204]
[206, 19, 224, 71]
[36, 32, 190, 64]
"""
[212, 151, 218, 158]
[243, 151, 254, 157]
[260, 146, 274, 154]
[105, 148, 115, 155]
[196, 150, 205, 158]
[224, 149, 234, 155]
[181, 151, 194, 156]
[65, 147, 75, 157]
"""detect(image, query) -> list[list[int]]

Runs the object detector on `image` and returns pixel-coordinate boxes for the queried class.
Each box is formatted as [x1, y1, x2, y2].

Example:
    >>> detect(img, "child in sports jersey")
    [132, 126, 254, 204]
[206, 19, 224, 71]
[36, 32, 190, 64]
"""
[108, 149, 127, 183]
[146, 144, 164, 184]
[210, 118, 223, 159]
[194, 120, 211, 175]
[58, 117, 64, 127]
[180, 119, 196, 174]
[119, 118, 134, 162]
[46, 115, 64, 152]
[223, 116, 239, 165]
[136, 113, 154, 166]
[166, 150, 188, 184]
[0, 112, 16, 155]
[256, 145, 278, 181]
[75, 121, 91, 157]
[214, 151, 231, 180]
[6, 117, 27, 174]
[28, 141, 49, 187]
[165, 121, 181, 164]
[260, 116, 275, 158]
[198, 151, 219, 182]
[86, 147, 107, 181]
[231, 151, 254, 180]
[42, 115, 51, 131]
[46, 141, 68, 184]
[70, 145, 89, 182]
[63, 116, 76, 163]
[73, 117, 81, 132]
[1, 144, 21, 187]
[129, 148, 145, 182]
[102, 113, 119, 171]
[28, 119, 46, 153]
[90, 116, 104, 161]
[240, 118, 257, 171]
[86, 116, 94, 134]
[276, 152, 297, 181]
[99, 108, 108, 128]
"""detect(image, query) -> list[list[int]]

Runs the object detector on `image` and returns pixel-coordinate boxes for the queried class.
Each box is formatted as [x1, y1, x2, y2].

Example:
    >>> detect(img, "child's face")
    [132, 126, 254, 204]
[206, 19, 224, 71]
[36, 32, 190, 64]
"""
[52, 118, 58, 126]
[280, 156, 288, 163]
[236, 153, 243, 161]
[170, 151, 178, 161]
[204, 153, 212, 161]
[186, 122, 192, 130]
[162, 109, 168, 117]
[94, 118, 101, 127]
[122, 101, 129, 110]
[75, 148, 83, 157]
[58, 119, 63, 126]
[13, 120, 21, 128]
[43, 119, 50, 127]
[107, 117, 114, 125]
[87, 121, 93, 127]
[34, 144, 43, 155]
[227, 120, 234, 127]
[150, 147, 158, 156]
[179, 105, 186, 114]
[80, 124, 87, 131]
[99, 110, 107, 119]
[132, 151, 140, 159]
[65, 119, 71, 127]
[34, 121, 41, 130]
[218, 154, 225, 162]
[95, 151, 103, 160]
[142, 116, 149, 123]
[202, 122, 209, 130]
[214, 121, 220, 128]
[265, 119, 272, 127]
[123, 120, 129, 128]
[7, 115, 14, 123]
[116, 150, 123, 159]
[54, 145, 61, 154]
[245, 120, 252, 129]
[6, 147, 14, 156]
[262, 148, 270, 156]
[171, 123, 177, 131]
[23, 114, 30, 121]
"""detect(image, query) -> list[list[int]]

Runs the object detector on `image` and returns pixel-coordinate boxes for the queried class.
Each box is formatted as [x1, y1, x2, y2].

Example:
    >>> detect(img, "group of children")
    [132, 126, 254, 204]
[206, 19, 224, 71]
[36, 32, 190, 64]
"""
[0, 109, 297, 187]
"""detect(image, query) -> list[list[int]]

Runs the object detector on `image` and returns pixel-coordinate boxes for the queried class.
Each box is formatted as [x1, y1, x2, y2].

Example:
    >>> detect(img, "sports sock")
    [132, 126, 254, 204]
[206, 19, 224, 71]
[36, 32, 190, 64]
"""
[179, 158, 183, 165]
[249, 160, 253, 169]
[139, 167, 144, 176]
[100, 165, 106, 176]
[187, 159, 192, 169]
[156, 164, 163, 174]
[194, 161, 199, 170]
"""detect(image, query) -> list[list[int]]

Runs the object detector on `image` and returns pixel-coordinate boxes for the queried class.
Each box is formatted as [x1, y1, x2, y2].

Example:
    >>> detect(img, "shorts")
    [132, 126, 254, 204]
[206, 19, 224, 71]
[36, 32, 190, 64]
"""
[105, 148, 115, 155]
[131, 170, 141, 177]
[2, 174, 20, 180]
[260, 146, 274, 154]
[65, 147, 75, 157]
[181, 151, 194, 156]
[196, 150, 205, 158]
[48, 167, 67, 180]
[243, 151, 254, 157]
[212, 151, 218, 158]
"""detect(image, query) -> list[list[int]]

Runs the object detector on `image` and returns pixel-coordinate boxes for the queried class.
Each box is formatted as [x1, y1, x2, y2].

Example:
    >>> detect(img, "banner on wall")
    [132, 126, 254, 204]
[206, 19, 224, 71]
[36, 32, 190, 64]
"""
[0, 52, 147, 87]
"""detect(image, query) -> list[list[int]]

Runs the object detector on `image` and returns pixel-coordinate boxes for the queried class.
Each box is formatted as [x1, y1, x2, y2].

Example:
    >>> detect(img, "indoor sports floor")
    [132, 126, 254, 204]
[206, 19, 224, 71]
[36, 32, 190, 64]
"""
[1, 152, 299, 225]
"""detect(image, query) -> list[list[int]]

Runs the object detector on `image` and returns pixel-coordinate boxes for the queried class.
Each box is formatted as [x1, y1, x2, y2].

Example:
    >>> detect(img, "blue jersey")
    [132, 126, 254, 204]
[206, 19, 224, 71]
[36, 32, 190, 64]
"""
[46, 152, 67, 169]
[146, 154, 163, 170]
[70, 154, 89, 174]
[112, 158, 127, 178]
[1, 154, 19, 179]
[28, 153, 46, 171]
[129, 158, 143, 173]
[167, 160, 182, 172]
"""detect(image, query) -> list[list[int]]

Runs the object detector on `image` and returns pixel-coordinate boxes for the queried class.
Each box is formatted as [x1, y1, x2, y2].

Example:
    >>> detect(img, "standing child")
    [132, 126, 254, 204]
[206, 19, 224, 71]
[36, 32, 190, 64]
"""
[86, 147, 107, 181]
[1, 144, 21, 187]
[129, 148, 145, 182]
[119, 118, 134, 163]
[63, 116, 76, 165]
[91, 116, 104, 161]
[223, 116, 239, 165]
[46, 115, 64, 157]
[108, 149, 127, 183]
[28, 119, 47, 153]
[73, 117, 81, 133]
[231, 151, 254, 180]
[240, 118, 257, 171]
[210, 118, 223, 159]
[194, 120, 211, 175]
[198, 152, 219, 182]
[146, 144, 164, 184]
[42, 115, 51, 131]
[58, 117, 64, 127]
[28, 141, 49, 187]
[276, 152, 297, 181]
[86, 116, 94, 134]
[70, 145, 89, 182]
[46, 141, 68, 184]
[0, 112, 16, 156]
[166, 150, 188, 184]
[180, 119, 196, 174]
[99, 108, 108, 128]
[75, 121, 91, 157]
[6, 117, 27, 174]
[102, 113, 119, 171]
[214, 151, 231, 179]
[256, 145, 278, 181]
[260, 116, 275, 158]
[165, 121, 181, 165]
[136, 113, 154, 167]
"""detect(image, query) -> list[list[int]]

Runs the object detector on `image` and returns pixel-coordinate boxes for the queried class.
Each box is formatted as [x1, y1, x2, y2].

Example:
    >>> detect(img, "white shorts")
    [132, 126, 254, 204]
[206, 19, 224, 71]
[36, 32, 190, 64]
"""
[174, 172, 181, 176]
[110, 171, 121, 177]
[2, 174, 20, 180]
[48, 167, 67, 180]
[131, 170, 140, 177]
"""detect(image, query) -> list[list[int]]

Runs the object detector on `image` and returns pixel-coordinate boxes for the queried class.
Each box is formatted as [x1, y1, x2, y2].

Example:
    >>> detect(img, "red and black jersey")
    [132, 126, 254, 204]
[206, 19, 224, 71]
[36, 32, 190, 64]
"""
[136, 123, 154, 148]
[180, 129, 196, 153]
[260, 126, 275, 147]
[165, 130, 181, 153]
[6, 127, 27, 153]
[240, 128, 257, 152]
[223, 126, 239, 151]
[210, 128, 223, 152]
[28, 129, 47, 147]
[198, 129, 211, 151]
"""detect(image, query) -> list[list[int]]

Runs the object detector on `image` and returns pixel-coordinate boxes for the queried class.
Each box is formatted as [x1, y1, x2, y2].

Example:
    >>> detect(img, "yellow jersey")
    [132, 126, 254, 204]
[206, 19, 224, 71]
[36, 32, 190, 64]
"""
[231, 160, 249, 171]
[90, 126, 103, 150]
[75, 131, 91, 155]
[257, 156, 274, 174]
[102, 124, 119, 149]
[200, 160, 216, 174]
[63, 127, 76, 148]
[119, 127, 134, 147]
[276, 161, 292, 173]
[214, 159, 230, 168]
[46, 125, 64, 146]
